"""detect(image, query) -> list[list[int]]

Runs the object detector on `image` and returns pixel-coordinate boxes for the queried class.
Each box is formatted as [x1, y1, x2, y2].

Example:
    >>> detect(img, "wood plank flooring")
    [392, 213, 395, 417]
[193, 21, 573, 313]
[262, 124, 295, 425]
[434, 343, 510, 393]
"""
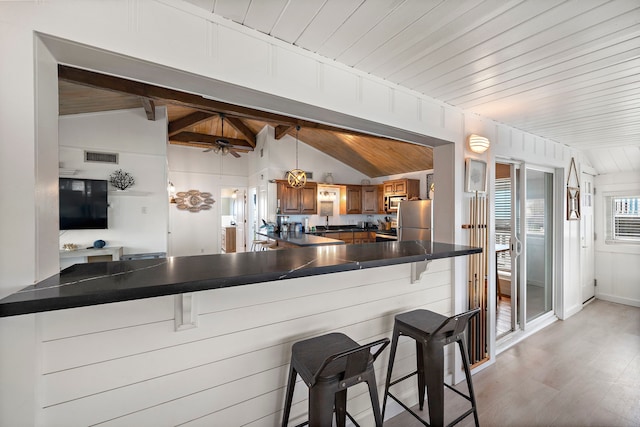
[384, 300, 640, 426]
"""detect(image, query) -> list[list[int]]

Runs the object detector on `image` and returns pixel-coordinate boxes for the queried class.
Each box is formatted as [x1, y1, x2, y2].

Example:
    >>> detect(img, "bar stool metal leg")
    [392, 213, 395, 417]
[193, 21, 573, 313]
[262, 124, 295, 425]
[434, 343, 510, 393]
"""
[381, 326, 400, 421]
[281, 363, 297, 427]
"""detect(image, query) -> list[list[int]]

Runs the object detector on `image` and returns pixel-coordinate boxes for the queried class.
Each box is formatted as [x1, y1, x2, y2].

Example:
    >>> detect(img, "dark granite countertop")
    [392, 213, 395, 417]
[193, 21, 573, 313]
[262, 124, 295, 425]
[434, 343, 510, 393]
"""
[257, 231, 344, 246]
[0, 241, 481, 317]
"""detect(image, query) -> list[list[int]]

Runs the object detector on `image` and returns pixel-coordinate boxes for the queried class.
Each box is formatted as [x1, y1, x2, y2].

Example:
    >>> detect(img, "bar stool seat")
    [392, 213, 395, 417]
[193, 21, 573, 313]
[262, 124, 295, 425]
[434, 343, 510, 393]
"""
[382, 308, 481, 427]
[282, 332, 389, 427]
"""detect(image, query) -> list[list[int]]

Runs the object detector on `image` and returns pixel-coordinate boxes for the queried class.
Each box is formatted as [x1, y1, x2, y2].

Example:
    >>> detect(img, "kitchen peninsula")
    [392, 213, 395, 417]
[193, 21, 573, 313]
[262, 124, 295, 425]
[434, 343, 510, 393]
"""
[0, 241, 479, 317]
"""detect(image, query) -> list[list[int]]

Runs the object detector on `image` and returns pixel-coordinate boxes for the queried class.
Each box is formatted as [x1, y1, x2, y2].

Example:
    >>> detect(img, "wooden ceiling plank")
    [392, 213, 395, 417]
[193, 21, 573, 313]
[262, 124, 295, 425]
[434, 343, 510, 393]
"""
[168, 111, 216, 136]
[140, 98, 156, 121]
[225, 116, 256, 147]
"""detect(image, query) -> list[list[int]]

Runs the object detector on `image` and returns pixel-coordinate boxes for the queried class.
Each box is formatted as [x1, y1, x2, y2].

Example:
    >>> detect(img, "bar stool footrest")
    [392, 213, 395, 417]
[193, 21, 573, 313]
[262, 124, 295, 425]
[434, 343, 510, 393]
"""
[386, 391, 431, 426]
[443, 382, 473, 403]
[389, 370, 418, 387]
[290, 410, 361, 427]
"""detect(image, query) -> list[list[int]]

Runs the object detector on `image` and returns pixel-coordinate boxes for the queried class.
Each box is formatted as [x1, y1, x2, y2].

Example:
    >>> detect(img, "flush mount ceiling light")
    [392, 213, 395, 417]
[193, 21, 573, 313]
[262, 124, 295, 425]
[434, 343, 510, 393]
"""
[468, 134, 490, 153]
[286, 125, 307, 188]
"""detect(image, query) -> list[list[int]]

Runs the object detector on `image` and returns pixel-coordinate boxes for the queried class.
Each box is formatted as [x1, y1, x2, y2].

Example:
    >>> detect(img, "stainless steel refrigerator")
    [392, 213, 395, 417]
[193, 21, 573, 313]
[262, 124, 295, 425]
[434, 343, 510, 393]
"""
[397, 200, 432, 241]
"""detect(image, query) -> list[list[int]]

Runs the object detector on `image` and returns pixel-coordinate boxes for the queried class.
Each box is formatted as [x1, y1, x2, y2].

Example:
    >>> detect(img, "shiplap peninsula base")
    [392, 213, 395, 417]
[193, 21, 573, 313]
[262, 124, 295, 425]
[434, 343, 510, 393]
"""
[1, 242, 479, 426]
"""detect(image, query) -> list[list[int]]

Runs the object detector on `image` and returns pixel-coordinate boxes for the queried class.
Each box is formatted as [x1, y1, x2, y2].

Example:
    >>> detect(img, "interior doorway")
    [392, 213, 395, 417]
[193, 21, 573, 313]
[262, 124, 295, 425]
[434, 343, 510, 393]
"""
[221, 187, 247, 252]
[581, 172, 595, 303]
[495, 161, 556, 339]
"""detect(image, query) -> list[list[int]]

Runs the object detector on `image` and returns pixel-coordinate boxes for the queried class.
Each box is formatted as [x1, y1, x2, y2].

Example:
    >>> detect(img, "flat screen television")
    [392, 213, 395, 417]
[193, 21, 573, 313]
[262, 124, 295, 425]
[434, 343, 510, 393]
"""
[59, 178, 108, 230]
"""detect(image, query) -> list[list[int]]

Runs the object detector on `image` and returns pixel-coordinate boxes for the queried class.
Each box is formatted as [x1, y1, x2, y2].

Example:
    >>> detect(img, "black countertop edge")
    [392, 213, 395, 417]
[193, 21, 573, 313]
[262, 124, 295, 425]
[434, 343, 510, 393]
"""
[0, 241, 481, 318]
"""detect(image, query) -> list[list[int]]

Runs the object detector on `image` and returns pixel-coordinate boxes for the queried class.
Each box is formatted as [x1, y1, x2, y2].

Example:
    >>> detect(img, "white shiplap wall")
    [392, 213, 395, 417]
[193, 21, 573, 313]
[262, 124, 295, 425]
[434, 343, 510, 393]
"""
[39, 259, 453, 426]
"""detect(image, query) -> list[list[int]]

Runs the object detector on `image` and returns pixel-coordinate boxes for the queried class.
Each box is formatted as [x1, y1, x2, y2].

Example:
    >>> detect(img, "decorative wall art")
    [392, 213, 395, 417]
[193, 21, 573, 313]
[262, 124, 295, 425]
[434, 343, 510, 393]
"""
[174, 190, 215, 212]
[426, 173, 434, 200]
[109, 169, 135, 190]
[465, 158, 487, 193]
[566, 158, 581, 220]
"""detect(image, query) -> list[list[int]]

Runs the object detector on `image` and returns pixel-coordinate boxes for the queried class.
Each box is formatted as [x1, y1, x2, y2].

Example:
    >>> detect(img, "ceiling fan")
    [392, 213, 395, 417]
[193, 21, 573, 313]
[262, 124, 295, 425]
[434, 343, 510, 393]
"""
[203, 114, 241, 158]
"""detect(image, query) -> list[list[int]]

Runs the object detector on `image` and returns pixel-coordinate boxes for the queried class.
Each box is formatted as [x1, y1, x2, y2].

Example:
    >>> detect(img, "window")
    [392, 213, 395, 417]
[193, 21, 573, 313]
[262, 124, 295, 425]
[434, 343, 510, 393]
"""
[495, 178, 511, 271]
[610, 196, 640, 242]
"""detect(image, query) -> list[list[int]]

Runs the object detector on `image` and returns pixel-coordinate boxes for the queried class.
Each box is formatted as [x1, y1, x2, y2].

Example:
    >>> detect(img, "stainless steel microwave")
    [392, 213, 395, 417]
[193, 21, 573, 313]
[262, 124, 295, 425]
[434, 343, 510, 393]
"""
[384, 195, 406, 212]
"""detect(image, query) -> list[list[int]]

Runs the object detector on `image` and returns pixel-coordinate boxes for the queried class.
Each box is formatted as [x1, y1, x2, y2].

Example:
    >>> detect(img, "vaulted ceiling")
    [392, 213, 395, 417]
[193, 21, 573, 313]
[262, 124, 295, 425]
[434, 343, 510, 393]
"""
[58, 66, 433, 178]
[190, 0, 640, 174]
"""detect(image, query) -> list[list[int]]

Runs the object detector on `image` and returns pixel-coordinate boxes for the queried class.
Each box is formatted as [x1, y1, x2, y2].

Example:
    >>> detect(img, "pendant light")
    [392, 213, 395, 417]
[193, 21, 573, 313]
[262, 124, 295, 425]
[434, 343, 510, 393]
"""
[286, 125, 306, 188]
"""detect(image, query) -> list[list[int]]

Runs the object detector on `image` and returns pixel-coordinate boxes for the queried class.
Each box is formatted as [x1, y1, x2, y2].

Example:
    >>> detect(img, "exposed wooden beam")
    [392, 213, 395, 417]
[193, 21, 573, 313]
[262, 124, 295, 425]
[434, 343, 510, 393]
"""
[140, 98, 155, 120]
[168, 111, 216, 136]
[225, 116, 256, 147]
[58, 65, 401, 142]
[275, 125, 293, 140]
[170, 131, 254, 150]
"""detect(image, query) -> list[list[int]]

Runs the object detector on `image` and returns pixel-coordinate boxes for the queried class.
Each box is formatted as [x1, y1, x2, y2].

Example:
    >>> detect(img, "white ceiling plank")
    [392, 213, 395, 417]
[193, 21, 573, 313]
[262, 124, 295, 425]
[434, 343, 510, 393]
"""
[355, 0, 492, 73]
[514, 96, 640, 128]
[213, 0, 251, 24]
[380, 0, 563, 82]
[243, 0, 289, 34]
[294, 0, 365, 52]
[491, 76, 640, 123]
[419, 6, 640, 97]
[270, 0, 327, 44]
[453, 57, 640, 108]
[333, 0, 446, 67]
[315, 0, 406, 60]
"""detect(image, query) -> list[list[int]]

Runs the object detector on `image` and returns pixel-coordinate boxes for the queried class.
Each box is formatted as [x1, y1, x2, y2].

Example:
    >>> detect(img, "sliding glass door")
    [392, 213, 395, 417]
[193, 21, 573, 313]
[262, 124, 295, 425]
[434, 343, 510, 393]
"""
[524, 168, 554, 323]
[495, 162, 555, 338]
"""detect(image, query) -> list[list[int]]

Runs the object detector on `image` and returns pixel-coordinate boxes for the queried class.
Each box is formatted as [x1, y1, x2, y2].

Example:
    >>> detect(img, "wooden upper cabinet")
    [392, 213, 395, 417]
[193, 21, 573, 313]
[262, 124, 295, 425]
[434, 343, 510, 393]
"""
[377, 184, 386, 214]
[277, 181, 317, 214]
[299, 183, 318, 214]
[362, 185, 378, 214]
[340, 185, 362, 214]
[383, 179, 420, 198]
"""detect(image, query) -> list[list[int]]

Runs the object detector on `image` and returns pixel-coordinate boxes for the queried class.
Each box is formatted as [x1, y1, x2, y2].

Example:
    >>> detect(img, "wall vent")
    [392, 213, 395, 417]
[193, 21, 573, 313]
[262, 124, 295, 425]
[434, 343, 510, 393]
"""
[84, 151, 118, 164]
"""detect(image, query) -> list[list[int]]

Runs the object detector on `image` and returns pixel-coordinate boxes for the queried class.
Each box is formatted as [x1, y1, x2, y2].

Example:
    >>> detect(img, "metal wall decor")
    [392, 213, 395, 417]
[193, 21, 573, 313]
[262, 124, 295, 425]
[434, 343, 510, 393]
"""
[566, 158, 581, 220]
[109, 169, 135, 190]
[174, 190, 215, 212]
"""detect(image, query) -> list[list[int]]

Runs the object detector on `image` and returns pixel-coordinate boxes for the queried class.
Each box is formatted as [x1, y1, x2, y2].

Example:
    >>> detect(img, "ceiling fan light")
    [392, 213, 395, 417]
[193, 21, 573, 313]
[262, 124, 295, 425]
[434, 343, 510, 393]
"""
[468, 134, 490, 153]
[221, 146, 230, 155]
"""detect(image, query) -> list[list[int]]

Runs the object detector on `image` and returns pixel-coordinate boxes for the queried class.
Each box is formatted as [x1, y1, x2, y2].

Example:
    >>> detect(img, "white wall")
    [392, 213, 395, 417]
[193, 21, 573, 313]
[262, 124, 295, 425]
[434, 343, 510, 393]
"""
[59, 109, 168, 257]
[0, 1, 588, 425]
[594, 171, 640, 307]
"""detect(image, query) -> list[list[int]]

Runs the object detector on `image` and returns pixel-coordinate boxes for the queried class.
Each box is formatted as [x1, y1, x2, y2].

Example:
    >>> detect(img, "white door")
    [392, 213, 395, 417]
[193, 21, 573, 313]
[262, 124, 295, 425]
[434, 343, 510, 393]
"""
[581, 173, 595, 303]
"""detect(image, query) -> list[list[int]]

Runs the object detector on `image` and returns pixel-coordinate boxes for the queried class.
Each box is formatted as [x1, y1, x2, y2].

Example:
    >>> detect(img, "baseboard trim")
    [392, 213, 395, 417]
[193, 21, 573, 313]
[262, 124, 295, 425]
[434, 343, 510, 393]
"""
[595, 293, 640, 308]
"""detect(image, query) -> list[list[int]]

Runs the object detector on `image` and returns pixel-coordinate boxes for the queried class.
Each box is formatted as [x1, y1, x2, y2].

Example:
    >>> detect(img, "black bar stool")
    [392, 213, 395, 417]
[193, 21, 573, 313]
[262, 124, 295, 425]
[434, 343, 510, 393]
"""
[382, 308, 481, 427]
[282, 332, 389, 427]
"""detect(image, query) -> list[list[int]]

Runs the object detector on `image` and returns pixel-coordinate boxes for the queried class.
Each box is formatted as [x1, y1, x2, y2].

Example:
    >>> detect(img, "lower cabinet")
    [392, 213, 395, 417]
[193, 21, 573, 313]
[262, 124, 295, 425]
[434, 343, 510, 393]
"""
[221, 227, 236, 253]
[333, 231, 376, 244]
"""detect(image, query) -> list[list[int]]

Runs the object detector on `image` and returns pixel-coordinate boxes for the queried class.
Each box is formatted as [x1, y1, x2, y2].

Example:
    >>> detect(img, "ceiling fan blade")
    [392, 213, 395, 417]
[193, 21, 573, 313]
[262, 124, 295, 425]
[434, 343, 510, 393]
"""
[230, 149, 241, 158]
